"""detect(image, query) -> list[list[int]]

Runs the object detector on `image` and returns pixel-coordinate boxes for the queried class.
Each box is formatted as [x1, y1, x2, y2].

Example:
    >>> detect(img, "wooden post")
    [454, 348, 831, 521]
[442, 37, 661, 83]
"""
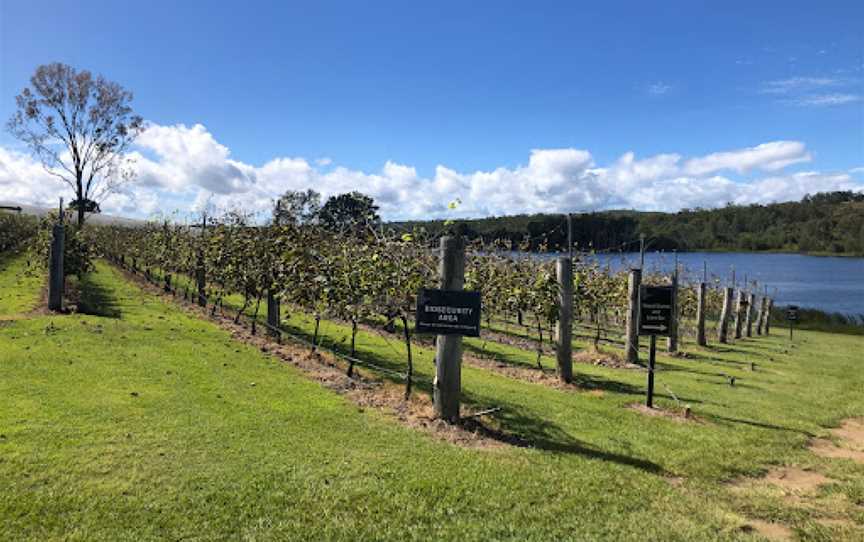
[733, 289, 744, 339]
[647, 335, 657, 408]
[696, 282, 707, 346]
[266, 290, 280, 338]
[745, 292, 755, 337]
[755, 296, 766, 335]
[624, 268, 641, 363]
[764, 298, 773, 335]
[196, 263, 206, 307]
[639, 235, 646, 270]
[555, 257, 573, 383]
[47, 223, 65, 312]
[434, 236, 465, 422]
[718, 287, 733, 343]
[666, 266, 678, 353]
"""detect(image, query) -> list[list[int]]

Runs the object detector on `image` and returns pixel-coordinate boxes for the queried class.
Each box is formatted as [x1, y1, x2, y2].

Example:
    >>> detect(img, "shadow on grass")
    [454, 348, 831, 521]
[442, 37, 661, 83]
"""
[463, 389, 666, 474]
[280, 319, 666, 474]
[683, 350, 755, 367]
[77, 272, 122, 318]
[704, 414, 816, 438]
[463, 341, 552, 370]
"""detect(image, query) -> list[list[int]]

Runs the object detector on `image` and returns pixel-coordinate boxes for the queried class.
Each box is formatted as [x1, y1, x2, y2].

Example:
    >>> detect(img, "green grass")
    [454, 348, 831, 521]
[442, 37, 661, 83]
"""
[0, 251, 42, 317]
[2, 261, 863, 540]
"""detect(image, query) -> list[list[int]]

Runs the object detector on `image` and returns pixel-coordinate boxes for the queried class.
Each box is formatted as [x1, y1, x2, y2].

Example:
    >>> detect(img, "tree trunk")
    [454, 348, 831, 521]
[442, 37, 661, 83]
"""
[251, 294, 263, 335]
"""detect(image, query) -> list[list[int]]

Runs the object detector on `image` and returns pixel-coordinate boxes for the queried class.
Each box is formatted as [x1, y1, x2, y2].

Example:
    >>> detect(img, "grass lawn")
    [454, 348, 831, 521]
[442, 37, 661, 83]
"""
[1, 258, 863, 540]
[0, 250, 42, 317]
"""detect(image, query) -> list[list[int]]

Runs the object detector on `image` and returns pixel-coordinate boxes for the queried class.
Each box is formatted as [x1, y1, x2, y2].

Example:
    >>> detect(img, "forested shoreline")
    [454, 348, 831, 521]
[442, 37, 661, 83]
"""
[395, 191, 864, 255]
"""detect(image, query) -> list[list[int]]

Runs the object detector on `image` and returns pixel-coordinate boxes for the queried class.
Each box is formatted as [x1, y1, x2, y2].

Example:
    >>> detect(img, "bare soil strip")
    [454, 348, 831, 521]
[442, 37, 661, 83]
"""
[742, 519, 794, 541]
[809, 418, 864, 464]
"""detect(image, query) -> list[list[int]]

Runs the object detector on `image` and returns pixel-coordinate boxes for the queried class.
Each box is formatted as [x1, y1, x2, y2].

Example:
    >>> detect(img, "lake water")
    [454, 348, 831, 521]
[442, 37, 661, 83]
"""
[546, 251, 864, 316]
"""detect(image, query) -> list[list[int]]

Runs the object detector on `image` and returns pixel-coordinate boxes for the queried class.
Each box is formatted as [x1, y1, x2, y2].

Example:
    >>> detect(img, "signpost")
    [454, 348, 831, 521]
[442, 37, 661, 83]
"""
[415, 288, 481, 337]
[639, 285, 674, 408]
[786, 305, 799, 340]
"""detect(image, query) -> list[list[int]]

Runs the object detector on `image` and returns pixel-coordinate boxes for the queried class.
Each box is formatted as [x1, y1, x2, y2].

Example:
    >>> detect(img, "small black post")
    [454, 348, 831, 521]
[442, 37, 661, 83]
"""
[647, 334, 657, 408]
[789, 318, 793, 341]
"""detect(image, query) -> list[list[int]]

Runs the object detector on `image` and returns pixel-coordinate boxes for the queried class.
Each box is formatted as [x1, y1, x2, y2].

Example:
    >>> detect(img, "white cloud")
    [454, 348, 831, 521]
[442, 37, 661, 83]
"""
[683, 141, 811, 176]
[647, 82, 671, 95]
[784, 93, 862, 107]
[0, 147, 68, 206]
[1, 123, 862, 221]
[760, 77, 838, 95]
[760, 76, 862, 107]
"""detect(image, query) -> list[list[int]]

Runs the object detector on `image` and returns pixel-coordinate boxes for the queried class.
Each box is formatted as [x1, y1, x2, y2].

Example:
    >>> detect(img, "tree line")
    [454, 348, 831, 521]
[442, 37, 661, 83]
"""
[396, 191, 864, 255]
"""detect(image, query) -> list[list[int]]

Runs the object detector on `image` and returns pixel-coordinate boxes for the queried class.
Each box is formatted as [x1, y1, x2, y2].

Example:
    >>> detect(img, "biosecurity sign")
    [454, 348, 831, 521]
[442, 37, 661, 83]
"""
[415, 289, 481, 337]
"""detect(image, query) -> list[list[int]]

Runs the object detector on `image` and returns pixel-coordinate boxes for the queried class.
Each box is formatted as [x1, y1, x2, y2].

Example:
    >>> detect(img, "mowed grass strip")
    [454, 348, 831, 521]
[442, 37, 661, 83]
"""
[0, 261, 862, 540]
[0, 251, 43, 318]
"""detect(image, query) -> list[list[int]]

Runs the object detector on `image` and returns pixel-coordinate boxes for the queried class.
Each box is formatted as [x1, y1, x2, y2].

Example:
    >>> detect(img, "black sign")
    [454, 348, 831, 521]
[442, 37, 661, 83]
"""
[415, 288, 481, 337]
[639, 286, 674, 336]
[786, 305, 799, 321]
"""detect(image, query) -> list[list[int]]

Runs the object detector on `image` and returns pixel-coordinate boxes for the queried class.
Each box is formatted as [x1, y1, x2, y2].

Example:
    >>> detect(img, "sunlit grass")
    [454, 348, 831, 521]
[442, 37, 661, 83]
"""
[1, 261, 862, 540]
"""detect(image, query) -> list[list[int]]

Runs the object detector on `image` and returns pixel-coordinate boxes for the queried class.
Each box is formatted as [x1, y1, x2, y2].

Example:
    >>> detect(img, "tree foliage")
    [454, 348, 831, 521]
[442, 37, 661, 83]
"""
[7, 62, 144, 226]
[319, 192, 381, 234]
[395, 191, 864, 255]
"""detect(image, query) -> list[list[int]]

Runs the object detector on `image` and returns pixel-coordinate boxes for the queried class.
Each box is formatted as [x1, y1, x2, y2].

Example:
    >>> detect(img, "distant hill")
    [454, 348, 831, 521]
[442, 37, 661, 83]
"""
[393, 191, 864, 255]
[0, 201, 142, 227]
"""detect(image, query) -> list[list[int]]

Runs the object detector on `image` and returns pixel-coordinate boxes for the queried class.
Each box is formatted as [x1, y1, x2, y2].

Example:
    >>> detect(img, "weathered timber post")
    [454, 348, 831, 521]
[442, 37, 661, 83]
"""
[755, 296, 765, 335]
[624, 268, 642, 363]
[745, 292, 755, 337]
[696, 282, 707, 346]
[266, 290, 281, 338]
[733, 289, 745, 339]
[718, 287, 733, 343]
[555, 257, 573, 383]
[196, 263, 206, 307]
[764, 298, 773, 335]
[47, 222, 65, 312]
[666, 268, 679, 353]
[434, 236, 465, 422]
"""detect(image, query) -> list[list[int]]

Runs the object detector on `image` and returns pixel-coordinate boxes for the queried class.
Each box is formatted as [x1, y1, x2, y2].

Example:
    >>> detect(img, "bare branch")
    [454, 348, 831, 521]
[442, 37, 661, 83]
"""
[6, 62, 143, 225]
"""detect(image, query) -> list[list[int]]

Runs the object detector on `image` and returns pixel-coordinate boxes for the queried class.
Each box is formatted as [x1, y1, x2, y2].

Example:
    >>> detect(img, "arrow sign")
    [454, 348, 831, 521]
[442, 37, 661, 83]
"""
[639, 285, 674, 337]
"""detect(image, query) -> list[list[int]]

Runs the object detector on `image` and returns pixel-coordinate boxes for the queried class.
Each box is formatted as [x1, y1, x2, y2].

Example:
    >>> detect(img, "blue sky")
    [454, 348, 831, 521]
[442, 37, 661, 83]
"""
[1, 0, 862, 219]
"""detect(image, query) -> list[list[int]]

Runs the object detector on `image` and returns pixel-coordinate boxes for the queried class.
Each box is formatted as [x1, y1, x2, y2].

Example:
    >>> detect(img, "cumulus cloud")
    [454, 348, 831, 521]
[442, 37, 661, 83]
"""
[683, 141, 811, 175]
[1, 122, 862, 221]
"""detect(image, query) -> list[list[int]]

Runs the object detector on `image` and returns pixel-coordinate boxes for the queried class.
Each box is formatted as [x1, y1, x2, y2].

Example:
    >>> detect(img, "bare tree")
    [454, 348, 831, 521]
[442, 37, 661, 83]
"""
[7, 62, 144, 226]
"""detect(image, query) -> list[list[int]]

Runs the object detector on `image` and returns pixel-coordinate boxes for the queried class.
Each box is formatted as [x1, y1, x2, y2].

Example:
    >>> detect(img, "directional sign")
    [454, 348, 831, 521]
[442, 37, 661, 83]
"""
[786, 305, 799, 321]
[639, 285, 674, 337]
[415, 289, 481, 337]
